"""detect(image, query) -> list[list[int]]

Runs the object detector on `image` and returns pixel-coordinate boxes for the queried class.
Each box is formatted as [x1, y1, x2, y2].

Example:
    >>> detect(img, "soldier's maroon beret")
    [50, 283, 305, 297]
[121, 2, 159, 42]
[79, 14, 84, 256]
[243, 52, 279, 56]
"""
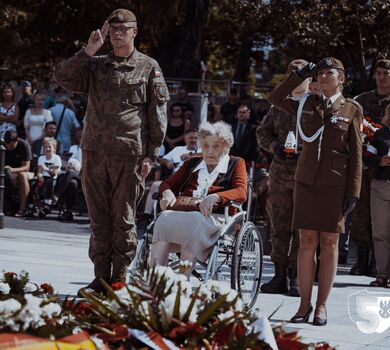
[107, 9, 137, 23]
[317, 57, 345, 72]
[375, 59, 390, 70]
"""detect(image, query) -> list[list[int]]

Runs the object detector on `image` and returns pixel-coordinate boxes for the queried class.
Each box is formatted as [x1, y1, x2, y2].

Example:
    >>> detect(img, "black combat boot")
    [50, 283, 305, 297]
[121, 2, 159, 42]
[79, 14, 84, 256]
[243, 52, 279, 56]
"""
[350, 246, 370, 276]
[288, 264, 300, 297]
[260, 263, 288, 294]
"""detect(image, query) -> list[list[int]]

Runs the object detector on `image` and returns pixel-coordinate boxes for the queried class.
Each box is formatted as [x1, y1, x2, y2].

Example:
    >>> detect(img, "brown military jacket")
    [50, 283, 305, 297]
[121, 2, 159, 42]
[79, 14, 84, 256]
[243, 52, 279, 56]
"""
[268, 72, 363, 198]
[256, 105, 300, 166]
[54, 49, 169, 158]
[354, 90, 389, 123]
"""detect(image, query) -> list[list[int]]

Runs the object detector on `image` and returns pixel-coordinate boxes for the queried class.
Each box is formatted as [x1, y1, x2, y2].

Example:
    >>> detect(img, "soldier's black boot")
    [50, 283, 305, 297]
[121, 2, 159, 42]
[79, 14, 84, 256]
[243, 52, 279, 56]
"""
[260, 263, 288, 294]
[350, 246, 370, 276]
[288, 264, 300, 297]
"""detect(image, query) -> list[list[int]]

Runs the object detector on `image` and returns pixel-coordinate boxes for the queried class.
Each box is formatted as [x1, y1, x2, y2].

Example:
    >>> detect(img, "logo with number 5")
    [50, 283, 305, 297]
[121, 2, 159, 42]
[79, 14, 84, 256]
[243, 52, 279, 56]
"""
[348, 289, 390, 334]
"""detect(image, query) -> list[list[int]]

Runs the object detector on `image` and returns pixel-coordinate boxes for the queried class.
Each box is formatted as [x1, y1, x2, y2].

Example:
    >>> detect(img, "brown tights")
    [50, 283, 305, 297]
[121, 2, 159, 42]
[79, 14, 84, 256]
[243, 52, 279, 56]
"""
[295, 229, 339, 318]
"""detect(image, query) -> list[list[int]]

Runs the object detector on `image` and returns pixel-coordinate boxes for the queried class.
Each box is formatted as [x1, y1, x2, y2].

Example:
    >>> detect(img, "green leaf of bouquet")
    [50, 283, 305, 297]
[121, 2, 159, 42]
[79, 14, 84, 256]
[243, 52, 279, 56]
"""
[182, 285, 201, 323]
[173, 284, 181, 320]
[197, 294, 227, 326]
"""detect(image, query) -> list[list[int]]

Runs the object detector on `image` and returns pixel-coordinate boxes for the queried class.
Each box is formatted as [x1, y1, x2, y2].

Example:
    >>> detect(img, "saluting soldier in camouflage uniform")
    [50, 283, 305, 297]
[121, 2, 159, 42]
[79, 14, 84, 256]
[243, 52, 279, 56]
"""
[350, 59, 390, 276]
[54, 9, 169, 294]
[257, 59, 310, 296]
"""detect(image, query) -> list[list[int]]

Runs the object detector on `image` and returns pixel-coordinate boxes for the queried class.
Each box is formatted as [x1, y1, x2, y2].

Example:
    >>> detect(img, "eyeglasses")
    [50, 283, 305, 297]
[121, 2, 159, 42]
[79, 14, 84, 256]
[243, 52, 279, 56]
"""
[5, 138, 17, 144]
[109, 25, 135, 34]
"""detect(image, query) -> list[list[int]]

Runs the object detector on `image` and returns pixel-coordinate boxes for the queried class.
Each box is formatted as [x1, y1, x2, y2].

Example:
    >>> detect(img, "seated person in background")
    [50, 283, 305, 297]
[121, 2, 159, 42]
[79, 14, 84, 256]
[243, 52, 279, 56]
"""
[31, 121, 60, 167]
[177, 86, 194, 116]
[150, 121, 247, 277]
[51, 130, 82, 220]
[36, 138, 62, 201]
[163, 103, 191, 154]
[4, 130, 33, 216]
[143, 129, 200, 216]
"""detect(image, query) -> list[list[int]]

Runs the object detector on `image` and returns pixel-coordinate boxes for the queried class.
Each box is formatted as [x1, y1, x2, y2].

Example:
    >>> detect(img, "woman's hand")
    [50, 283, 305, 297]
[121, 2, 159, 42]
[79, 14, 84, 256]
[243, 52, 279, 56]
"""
[160, 189, 176, 211]
[199, 194, 220, 217]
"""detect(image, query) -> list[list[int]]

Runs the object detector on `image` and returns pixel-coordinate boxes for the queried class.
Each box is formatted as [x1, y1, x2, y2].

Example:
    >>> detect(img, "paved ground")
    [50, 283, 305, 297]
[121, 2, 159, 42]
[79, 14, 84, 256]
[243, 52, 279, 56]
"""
[1, 216, 390, 349]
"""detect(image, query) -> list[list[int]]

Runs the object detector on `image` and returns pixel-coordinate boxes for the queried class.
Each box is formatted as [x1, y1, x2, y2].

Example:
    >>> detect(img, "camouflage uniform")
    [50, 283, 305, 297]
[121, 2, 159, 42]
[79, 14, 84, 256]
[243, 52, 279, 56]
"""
[352, 91, 388, 247]
[257, 106, 300, 266]
[54, 49, 169, 282]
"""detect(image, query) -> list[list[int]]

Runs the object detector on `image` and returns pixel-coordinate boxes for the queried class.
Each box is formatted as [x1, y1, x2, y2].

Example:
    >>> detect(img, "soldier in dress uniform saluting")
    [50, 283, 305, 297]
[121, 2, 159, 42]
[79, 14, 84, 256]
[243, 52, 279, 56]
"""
[268, 57, 363, 326]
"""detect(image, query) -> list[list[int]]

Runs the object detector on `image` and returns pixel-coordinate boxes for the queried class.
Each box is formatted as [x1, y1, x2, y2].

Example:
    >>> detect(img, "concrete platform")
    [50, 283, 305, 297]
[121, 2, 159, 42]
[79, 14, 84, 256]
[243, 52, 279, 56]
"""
[1, 227, 389, 349]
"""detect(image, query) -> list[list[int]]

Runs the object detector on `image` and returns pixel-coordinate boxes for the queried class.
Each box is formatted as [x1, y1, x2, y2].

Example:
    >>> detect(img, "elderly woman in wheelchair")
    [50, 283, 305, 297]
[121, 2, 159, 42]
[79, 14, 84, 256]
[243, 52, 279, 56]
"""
[150, 121, 248, 277]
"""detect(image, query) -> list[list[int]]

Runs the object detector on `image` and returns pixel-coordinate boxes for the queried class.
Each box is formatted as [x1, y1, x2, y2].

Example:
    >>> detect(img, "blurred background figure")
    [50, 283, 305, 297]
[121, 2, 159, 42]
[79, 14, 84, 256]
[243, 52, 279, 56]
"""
[0, 84, 19, 139]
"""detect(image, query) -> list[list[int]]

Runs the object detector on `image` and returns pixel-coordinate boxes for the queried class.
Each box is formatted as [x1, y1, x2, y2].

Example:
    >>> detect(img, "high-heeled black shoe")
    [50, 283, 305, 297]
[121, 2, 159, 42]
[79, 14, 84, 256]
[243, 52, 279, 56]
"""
[290, 304, 313, 323]
[313, 306, 327, 326]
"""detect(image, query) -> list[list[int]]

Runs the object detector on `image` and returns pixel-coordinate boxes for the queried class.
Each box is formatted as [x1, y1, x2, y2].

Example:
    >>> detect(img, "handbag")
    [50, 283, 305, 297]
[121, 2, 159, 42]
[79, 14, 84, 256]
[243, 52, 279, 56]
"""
[167, 195, 201, 212]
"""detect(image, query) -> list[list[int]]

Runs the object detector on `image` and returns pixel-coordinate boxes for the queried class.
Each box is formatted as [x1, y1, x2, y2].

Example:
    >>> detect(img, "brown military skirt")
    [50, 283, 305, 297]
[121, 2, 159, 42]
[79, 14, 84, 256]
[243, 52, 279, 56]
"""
[292, 182, 346, 233]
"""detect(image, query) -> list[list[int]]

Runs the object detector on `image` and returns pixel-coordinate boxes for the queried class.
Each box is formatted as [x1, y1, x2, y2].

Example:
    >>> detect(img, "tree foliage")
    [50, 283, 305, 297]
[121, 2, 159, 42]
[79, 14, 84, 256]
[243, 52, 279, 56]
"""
[1, 0, 389, 94]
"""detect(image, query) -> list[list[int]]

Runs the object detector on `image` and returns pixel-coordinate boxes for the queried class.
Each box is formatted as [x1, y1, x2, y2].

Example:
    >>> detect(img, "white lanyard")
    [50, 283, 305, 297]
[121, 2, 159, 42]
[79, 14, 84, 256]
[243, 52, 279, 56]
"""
[296, 94, 324, 161]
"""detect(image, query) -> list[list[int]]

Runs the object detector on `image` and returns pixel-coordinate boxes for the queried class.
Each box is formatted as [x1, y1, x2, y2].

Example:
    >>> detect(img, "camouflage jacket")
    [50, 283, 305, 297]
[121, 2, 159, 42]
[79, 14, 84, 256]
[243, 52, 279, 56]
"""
[354, 90, 389, 123]
[256, 105, 300, 166]
[54, 49, 169, 158]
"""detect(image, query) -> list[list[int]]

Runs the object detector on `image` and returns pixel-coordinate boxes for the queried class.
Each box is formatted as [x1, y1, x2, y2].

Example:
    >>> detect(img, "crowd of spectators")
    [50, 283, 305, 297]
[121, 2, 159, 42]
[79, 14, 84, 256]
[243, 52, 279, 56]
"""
[0, 78, 270, 224]
[1, 79, 84, 220]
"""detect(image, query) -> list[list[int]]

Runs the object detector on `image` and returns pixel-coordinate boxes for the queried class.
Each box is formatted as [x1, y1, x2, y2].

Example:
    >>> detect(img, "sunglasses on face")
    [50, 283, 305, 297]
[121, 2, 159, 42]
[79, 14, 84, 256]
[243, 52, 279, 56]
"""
[109, 25, 135, 34]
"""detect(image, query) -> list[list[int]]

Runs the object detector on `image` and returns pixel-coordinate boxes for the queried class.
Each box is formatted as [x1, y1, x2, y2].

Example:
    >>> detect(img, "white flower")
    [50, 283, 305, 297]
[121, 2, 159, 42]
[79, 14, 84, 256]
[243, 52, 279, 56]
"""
[218, 310, 234, 322]
[161, 293, 193, 323]
[0, 298, 22, 313]
[0, 282, 10, 295]
[154, 266, 177, 282]
[5, 318, 19, 332]
[24, 282, 38, 293]
[226, 289, 238, 302]
[72, 326, 83, 334]
[41, 303, 61, 318]
[16, 294, 44, 330]
[91, 335, 105, 350]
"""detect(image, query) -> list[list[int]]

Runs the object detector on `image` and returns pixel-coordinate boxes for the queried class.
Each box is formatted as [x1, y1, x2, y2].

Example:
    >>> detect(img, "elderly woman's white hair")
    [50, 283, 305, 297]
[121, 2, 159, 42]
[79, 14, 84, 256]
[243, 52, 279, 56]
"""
[198, 121, 234, 151]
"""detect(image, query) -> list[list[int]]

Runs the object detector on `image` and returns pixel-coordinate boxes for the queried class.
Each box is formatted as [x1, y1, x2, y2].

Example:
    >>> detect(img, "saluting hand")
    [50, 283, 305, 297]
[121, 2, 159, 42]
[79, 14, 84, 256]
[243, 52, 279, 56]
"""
[85, 21, 109, 57]
[296, 62, 317, 79]
[160, 189, 176, 211]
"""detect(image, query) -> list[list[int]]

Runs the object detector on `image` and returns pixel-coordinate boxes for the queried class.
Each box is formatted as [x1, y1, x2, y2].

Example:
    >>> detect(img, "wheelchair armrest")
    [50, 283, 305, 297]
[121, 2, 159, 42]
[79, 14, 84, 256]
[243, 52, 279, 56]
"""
[225, 200, 242, 209]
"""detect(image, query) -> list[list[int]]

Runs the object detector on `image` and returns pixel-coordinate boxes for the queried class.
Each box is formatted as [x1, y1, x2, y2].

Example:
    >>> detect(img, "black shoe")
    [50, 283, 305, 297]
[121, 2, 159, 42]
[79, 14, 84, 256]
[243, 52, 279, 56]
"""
[290, 304, 313, 323]
[261, 263, 288, 294]
[77, 278, 107, 297]
[313, 306, 327, 326]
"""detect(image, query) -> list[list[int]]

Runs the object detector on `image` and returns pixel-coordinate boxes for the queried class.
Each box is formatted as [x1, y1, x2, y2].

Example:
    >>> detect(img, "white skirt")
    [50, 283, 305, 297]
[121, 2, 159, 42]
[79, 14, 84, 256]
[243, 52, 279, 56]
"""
[152, 210, 224, 262]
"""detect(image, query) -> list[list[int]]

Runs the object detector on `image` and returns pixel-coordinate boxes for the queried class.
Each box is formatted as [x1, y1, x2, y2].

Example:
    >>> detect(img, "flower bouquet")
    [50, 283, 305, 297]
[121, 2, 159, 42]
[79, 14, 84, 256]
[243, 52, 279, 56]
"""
[362, 116, 382, 143]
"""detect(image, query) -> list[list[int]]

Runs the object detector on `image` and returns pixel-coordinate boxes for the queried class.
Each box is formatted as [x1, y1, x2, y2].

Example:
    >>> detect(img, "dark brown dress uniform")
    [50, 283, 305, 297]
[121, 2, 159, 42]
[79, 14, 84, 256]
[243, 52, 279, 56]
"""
[268, 70, 363, 233]
[54, 48, 169, 282]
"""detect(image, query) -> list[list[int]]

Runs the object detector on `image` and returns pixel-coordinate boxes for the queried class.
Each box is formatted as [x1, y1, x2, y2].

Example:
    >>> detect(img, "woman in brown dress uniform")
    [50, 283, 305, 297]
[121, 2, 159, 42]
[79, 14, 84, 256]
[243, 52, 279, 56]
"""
[268, 57, 363, 325]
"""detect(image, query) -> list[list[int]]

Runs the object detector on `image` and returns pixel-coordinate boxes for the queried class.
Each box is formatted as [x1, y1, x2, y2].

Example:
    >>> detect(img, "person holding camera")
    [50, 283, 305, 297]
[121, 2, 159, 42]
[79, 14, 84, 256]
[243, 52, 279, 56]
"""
[268, 57, 363, 325]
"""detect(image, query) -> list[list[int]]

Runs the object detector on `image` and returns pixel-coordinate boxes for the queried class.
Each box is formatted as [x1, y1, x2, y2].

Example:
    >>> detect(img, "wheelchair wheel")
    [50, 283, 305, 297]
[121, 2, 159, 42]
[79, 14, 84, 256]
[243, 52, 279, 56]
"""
[231, 221, 263, 308]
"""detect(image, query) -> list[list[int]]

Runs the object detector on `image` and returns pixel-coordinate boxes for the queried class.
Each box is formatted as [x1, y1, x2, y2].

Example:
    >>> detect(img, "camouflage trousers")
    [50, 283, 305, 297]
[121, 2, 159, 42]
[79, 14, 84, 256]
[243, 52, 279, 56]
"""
[351, 169, 373, 247]
[81, 151, 144, 282]
[267, 161, 299, 265]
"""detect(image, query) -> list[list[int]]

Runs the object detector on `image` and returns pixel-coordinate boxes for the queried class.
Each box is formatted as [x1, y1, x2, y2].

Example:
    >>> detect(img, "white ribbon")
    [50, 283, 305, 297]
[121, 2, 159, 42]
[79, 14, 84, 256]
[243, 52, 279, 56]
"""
[296, 94, 324, 161]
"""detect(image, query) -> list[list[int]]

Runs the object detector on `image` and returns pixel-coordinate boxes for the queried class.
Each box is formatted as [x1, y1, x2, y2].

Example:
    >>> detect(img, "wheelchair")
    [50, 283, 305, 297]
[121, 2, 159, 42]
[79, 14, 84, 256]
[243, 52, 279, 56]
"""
[130, 162, 264, 308]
